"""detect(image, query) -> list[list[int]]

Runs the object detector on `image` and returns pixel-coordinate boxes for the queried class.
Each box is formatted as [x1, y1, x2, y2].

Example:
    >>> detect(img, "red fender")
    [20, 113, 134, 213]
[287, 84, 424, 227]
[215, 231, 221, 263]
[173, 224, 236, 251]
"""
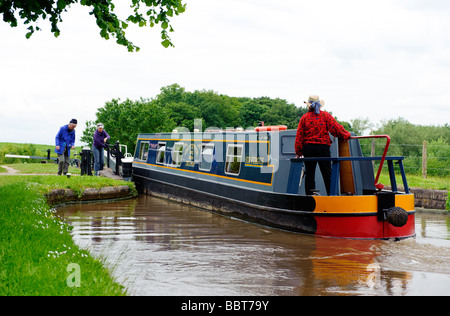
[254, 125, 287, 132]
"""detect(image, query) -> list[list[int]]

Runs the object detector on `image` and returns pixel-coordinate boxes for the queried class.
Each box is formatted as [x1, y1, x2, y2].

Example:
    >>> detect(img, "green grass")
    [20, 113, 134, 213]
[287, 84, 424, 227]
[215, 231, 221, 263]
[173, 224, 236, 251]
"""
[0, 175, 136, 197]
[447, 193, 450, 211]
[378, 171, 450, 191]
[0, 175, 134, 295]
[377, 170, 450, 211]
[0, 163, 81, 175]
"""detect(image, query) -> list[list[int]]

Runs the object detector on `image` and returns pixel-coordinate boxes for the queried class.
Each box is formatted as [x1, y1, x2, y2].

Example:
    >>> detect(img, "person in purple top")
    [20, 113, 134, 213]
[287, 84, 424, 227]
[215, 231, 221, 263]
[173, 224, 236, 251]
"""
[92, 123, 110, 176]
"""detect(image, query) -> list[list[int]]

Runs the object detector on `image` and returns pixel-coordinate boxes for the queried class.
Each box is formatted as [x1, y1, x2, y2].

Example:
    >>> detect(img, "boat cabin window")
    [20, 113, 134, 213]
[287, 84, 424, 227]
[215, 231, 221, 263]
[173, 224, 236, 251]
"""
[138, 141, 149, 161]
[225, 144, 243, 175]
[199, 144, 214, 171]
[156, 143, 166, 164]
[172, 142, 184, 167]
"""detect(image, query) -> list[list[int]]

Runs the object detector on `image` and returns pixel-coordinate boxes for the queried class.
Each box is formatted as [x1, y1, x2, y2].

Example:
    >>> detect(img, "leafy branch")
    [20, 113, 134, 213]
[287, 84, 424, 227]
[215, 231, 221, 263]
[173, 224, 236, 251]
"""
[0, 0, 186, 51]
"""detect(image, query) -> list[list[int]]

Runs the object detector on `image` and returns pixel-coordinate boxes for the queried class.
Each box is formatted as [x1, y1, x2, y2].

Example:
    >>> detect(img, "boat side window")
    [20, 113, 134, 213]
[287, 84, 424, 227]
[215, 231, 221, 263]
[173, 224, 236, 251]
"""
[172, 142, 184, 167]
[156, 143, 166, 164]
[199, 144, 214, 171]
[225, 144, 243, 175]
[138, 141, 149, 161]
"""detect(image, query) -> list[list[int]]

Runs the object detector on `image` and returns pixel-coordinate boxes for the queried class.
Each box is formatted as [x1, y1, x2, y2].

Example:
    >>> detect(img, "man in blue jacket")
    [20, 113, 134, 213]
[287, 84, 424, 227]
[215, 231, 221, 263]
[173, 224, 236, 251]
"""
[55, 119, 77, 175]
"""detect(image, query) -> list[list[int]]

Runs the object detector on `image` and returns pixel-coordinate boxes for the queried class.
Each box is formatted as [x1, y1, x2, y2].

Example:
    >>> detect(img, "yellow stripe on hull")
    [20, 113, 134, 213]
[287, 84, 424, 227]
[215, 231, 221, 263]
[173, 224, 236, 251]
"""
[395, 194, 415, 211]
[313, 194, 415, 214]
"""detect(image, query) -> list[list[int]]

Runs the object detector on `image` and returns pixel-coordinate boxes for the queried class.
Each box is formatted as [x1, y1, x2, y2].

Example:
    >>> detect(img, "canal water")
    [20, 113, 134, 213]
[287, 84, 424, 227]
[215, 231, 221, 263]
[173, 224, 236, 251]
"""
[58, 195, 450, 296]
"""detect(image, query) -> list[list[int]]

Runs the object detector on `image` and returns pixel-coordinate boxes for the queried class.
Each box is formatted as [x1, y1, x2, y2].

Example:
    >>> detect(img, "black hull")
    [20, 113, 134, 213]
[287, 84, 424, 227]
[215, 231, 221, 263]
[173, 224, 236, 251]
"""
[133, 170, 318, 235]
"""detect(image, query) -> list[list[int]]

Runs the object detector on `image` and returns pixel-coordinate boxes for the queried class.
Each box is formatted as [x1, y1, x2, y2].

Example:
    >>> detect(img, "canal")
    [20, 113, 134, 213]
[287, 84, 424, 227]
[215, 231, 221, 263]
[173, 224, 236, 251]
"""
[58, 195, 450, 296]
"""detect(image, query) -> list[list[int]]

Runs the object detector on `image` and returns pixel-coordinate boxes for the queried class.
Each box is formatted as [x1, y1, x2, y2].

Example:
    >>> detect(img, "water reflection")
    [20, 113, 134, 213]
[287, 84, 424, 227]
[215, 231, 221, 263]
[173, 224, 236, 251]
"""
[59, 195, 450, 296]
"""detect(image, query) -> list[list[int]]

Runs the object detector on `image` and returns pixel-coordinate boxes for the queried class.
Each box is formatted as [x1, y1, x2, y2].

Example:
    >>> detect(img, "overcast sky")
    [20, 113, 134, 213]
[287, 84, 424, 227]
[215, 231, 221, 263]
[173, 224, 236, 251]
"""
[1, 0, 449, 145]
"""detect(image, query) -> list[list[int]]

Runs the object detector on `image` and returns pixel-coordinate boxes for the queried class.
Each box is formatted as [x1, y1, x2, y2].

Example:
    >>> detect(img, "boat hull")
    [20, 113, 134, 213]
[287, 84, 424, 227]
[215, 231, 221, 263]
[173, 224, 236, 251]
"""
[133, 168, 415, 239]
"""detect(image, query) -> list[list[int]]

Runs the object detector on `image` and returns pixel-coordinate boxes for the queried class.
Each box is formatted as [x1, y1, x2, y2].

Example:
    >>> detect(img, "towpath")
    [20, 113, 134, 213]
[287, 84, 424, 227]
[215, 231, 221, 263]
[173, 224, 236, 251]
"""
[1, 165, 19, 175]
[1, 165, 124, 181]
[0, 165, 56, 176]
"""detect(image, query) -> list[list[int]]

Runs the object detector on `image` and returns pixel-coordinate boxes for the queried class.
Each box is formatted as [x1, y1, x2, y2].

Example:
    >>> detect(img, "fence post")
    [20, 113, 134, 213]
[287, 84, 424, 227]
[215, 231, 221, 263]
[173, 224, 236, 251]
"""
[422, 140, 427, 179]
[371, 139, 376, 168]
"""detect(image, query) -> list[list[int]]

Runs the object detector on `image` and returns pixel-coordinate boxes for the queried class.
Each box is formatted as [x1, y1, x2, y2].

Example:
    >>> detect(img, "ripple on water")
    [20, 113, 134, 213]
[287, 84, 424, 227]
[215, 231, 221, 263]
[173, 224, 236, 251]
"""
[59, 197, 450, 296]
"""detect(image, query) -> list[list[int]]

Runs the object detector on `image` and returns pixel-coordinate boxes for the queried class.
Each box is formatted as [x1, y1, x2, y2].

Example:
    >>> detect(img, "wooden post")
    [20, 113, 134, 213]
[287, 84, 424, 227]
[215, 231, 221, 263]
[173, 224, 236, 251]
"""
[338, 139, 355, 194]
[371, 139, 376, 168]
[422, 140, 427, 179]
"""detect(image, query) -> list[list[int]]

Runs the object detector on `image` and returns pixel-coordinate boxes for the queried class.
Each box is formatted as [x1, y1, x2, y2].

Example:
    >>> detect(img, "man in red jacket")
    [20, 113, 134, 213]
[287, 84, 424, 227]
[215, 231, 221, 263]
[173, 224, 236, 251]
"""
[295, 96, 351, 195]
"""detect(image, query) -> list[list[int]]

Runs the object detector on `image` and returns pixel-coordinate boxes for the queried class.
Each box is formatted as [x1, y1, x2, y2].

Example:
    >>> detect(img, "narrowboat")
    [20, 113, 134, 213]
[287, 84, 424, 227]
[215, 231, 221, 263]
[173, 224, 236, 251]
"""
[132, 126, 415, 239]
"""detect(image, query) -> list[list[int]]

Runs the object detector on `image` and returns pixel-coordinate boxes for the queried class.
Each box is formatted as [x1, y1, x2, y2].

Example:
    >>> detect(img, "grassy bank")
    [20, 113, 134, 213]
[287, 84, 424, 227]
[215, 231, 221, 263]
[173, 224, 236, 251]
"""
[0, 175, 135, 295]
[0, 175, 136, 198]
[378, 172, 450, 191]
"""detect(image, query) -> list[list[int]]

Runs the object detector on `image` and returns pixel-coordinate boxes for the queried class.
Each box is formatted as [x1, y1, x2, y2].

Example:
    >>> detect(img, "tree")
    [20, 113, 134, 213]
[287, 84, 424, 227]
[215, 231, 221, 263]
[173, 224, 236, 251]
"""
[259, 97, 306, 129]
[0, 0, 186, 51]
[372, 117, 450, 176]
[166, 102, 200, 131]
[155, 83, 186, 104]
[372, 117, 423, 160]
[428, 137, 450, 177]
[87, 84, 352, 152]
[80, 120, 96, 147]
[83, 97, 176, 153]
[193, 90, 240, 129]
[349, 117, 373, 136]
[239, 100, 269, 128]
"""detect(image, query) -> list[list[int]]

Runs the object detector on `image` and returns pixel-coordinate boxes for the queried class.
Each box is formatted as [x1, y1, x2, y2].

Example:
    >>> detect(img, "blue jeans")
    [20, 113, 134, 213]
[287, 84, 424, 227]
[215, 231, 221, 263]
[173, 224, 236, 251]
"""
[92, 146, 105, 175]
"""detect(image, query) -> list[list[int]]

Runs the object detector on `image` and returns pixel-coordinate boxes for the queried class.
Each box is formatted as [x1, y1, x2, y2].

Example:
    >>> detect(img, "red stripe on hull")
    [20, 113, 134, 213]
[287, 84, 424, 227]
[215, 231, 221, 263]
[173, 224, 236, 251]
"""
[315, 214, 415, 239]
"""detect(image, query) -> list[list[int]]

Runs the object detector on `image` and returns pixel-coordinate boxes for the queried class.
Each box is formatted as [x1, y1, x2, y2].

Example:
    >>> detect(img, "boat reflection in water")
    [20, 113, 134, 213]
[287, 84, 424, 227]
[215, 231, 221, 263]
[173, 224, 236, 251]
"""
[59, 196, 450, 296]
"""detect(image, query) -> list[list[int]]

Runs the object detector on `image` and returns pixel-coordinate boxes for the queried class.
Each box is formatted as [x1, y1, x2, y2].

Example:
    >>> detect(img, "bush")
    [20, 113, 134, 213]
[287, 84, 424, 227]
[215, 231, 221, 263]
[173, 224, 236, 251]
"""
[0, 143, 40, 164]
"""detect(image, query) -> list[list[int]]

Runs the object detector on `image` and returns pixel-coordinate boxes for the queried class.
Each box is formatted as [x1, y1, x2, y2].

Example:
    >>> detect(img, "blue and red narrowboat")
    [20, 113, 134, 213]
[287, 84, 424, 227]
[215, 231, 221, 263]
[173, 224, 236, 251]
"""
[132, 126, 415, 239]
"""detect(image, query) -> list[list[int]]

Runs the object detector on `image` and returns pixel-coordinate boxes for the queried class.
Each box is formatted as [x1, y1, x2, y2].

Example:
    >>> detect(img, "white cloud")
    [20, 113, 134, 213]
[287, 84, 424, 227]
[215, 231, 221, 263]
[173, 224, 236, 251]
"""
[0, 0, 449, 145]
